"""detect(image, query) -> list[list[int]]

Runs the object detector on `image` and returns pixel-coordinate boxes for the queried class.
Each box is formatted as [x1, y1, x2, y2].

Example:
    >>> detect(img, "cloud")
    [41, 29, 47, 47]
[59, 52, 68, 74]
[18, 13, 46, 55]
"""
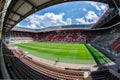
[76, 17, 87, 24]
[91, 2, 101, 11]
[85, 11, 99, 21]
[76, 11, 99, 24]
[83, 8, 87, 11]
[66, 18, 72, 25]
[17, 12, 72, 29]
[86, 1, 107, 11]
[26, 24, 38, 29]
[16, 23, 20, 27]
[15, 1, 108, 29]
[100, 4, 107, 10]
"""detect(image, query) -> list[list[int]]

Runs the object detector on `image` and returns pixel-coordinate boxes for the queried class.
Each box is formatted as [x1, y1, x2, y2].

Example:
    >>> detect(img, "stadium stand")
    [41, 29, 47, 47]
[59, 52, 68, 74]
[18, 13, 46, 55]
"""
[2, 43, 55, 79]
[9, 31, 36, 43]
[91, 70, 119, 80]
[93, 8, 119, 28]
[110, 37, 120, 51]
[92, 26, 120, 48]
[1, 0, 120, 80]
[37, 31, 87, 42]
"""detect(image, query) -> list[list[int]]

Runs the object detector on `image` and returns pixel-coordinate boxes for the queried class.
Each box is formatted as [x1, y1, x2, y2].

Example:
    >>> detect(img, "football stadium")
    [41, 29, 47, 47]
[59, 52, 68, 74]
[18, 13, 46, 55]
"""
[0, 0, 120, 80]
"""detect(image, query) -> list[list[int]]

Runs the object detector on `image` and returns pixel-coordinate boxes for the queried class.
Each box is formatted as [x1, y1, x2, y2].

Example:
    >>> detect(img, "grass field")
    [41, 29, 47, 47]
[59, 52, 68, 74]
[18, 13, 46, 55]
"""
[14, 42, 111, 64]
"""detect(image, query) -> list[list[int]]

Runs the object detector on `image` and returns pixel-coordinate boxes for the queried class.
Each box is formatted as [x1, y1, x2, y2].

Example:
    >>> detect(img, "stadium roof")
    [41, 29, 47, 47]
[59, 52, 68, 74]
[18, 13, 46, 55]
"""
[1, 0, 120, 34]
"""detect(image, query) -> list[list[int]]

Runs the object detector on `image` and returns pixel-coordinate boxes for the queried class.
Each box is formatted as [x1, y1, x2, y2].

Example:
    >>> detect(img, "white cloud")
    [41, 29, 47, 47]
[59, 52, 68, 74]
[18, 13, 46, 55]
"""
[90, 2, 101, 11]
[100, 5, 106, 10]
[76, 17, 87, 24]
[26, 24, 37, 29]
[76, 11, 99, 24]
[66, 18, 72, 25]
[16, 23, 20, 27]
[85, 11, 99, 21]
[86, 1, 107, 11]
[16, 12, 72, 29]
[83, 8, 87, 11]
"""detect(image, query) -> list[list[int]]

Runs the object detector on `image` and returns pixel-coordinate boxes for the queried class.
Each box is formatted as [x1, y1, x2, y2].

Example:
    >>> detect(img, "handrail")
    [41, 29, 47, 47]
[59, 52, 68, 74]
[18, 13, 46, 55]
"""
[109, 68, 120, 78]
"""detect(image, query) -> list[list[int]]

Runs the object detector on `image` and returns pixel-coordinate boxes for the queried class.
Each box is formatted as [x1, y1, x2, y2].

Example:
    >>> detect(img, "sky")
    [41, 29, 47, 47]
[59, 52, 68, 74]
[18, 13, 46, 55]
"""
[15, 1, 108, 29]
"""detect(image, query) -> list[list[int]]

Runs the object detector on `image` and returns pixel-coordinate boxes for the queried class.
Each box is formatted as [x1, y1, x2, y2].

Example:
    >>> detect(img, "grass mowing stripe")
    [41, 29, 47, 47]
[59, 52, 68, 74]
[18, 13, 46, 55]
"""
[77, 44, 96, 64]
[86, 44, 112, 65]
[78, 44, 91, 59]
[17, 42, 80, 50]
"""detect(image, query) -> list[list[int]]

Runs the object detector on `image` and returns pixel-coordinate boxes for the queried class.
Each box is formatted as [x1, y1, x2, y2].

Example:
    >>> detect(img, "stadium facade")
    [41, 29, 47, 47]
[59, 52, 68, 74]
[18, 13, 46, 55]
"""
[0, 0, 120, 80]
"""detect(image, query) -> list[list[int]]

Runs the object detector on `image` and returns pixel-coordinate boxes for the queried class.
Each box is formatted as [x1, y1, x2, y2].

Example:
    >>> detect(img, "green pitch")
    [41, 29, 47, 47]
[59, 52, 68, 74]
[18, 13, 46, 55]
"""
[14, 42, 111, 64]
